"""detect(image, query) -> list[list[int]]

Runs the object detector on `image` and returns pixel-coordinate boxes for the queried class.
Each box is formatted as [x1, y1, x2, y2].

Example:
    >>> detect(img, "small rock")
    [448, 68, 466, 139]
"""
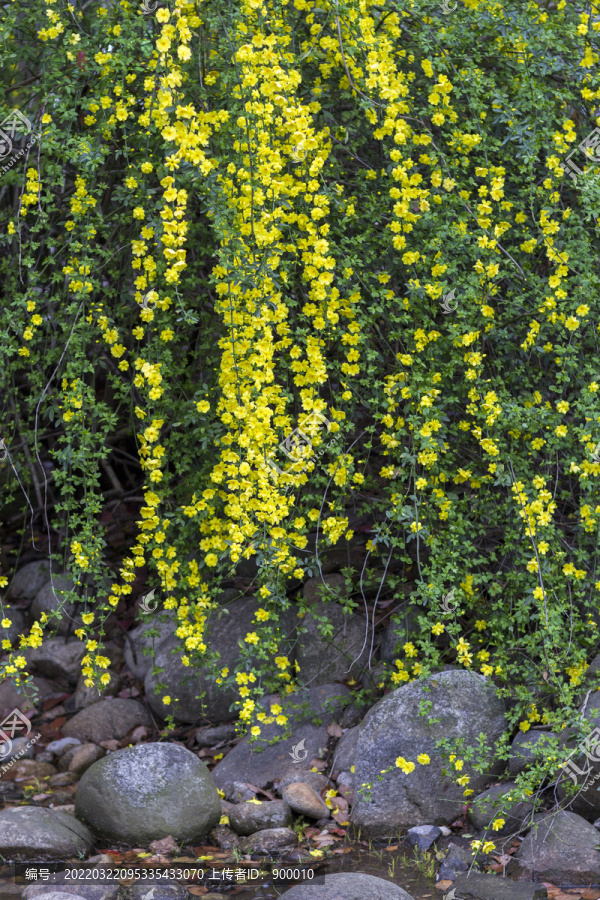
[437, 842, 478, 882]
[208, 824, 241, 850]
[75, 742, 221, 844]
[58, 747, 80, 772]
[195, 723, 237, 747]
[451, 872, 547, 900]
[11, 760, 56, 780]
[43, 703, 68, 721]
[405, 825, 442, 851]
[36, 751, 55, 763]
[229, 799, 293, 836]
[278, 771, 331, 795]
[46, 737, 82, 757]
[282, 783, 330, 820]
[222, 781, 256, 803]
[337, 771, 353, 790]
[48, 772, 78, 787]
[0, 806, 93, 860]
[280, 871, 415, 898]
[72, 671, 122, 709]
[62, 698, 152, 743]
[240, 827, 298, 856]
[0, 736, 35, 763]
[68, 743, 106, 776]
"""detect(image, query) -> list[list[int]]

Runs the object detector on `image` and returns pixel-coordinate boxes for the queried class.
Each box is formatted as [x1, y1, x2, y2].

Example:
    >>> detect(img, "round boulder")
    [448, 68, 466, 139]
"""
[144, 594, 295, 724]
[75, 742, 221, 844]
[351, 670, 507, 836]
[281, 872, 415, 899]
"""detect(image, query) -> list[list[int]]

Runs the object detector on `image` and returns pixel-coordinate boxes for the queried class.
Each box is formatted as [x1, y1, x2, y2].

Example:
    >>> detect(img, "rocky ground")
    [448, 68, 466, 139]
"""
[2, 558, 600, 899]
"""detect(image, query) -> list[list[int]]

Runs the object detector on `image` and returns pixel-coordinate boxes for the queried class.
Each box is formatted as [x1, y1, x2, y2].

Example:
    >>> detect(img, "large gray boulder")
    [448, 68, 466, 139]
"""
[295, 601, 371, 686]
[75, 742, 221, 844]
[31, 576, 83, 635]
[507, 810, 600, 883]
[123, 612, 176, 681]
[62, 698, 152, 744]
[0, 807, 93, 859]
[6, 560, 50, 606]
[557, 693, 600, 820]
[331, 726, 358, 774]
[211, 683, 351, 794]
[451, 873, 547, 900]
[281, 872, 415, 899]
[144, 595, 295, 724]
[351, 670, 507, 836]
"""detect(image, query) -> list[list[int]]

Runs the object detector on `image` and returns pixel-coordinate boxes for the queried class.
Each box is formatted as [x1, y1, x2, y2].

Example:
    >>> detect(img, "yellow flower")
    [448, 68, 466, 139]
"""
[81, 613, 95, 625]
[417, 754, 430, 765]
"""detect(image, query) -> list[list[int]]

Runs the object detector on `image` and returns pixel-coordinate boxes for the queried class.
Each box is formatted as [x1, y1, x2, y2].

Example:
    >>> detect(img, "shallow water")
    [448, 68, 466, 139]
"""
[231, 845, 437, 898]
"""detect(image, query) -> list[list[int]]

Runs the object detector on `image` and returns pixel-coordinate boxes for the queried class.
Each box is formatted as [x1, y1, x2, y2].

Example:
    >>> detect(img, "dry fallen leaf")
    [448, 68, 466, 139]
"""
[435, 880, 453, 893]
[149, 835, 179, 856]
[327, 723, 343, 738]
